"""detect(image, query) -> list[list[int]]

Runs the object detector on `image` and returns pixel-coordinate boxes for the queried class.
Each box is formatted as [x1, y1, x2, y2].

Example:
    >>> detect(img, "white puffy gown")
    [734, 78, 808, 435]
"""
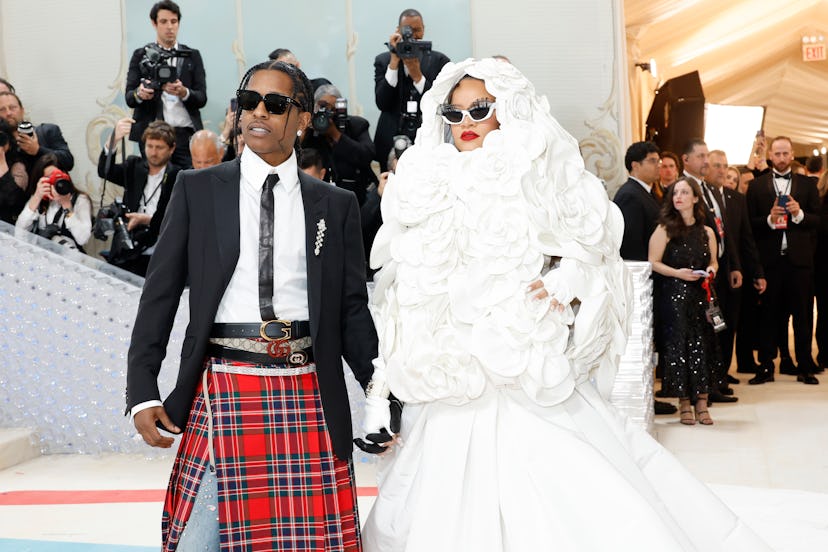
[361, 58, 770, 552]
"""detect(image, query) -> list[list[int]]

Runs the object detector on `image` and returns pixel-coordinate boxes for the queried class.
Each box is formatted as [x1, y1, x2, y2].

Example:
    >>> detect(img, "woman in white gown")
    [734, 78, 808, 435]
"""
[359, 58, 770, 551]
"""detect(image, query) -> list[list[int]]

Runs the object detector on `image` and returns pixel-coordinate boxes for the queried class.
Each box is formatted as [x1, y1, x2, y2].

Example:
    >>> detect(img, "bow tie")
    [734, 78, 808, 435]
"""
[773, 172, 792, 180]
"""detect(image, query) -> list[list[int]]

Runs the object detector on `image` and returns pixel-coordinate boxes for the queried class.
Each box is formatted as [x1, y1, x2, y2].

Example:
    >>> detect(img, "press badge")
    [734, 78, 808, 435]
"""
[714, 216, 725, 239]
[773, 214, 788, 229]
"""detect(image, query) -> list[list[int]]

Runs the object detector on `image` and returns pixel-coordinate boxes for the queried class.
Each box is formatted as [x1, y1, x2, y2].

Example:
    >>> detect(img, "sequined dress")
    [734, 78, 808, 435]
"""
[656, 223, 720, 400]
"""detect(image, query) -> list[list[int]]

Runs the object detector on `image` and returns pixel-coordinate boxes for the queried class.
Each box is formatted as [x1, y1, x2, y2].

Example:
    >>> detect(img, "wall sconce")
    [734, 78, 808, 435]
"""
[635, 58, 658, 80]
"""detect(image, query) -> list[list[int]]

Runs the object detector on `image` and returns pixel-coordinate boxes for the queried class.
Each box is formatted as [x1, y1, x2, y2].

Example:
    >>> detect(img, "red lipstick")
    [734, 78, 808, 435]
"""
[461, 131, 479, 141]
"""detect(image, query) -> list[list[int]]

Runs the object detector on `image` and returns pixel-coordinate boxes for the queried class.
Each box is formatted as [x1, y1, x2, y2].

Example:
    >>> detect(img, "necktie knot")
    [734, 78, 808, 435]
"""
[263, 173, 279, 192]
[774, 172, 791, 180]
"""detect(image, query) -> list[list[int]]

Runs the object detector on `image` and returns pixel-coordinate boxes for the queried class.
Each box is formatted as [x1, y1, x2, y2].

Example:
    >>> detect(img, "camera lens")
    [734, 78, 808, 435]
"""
[312, 110, 331, 132]
[54, 179, 73, 196]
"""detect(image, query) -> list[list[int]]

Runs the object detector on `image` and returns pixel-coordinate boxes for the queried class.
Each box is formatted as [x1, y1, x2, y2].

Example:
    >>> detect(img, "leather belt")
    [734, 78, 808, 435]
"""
[207, 343, 314, 367]
[211, 321, 311, 341]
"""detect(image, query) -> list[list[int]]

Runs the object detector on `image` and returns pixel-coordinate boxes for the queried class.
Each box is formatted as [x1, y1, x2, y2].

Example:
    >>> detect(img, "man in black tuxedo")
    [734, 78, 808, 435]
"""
[0, 91, 74, 173]
[373, 8, 449, 171]
[126, 61, 379, 549]
[125, 1, 206, 169]
[746, 136, 821, 384]
[707, 150, 767, 393]
[615, 141, 661, 261]
[97, 118, 179, 277]
[614, 141, 677, 415]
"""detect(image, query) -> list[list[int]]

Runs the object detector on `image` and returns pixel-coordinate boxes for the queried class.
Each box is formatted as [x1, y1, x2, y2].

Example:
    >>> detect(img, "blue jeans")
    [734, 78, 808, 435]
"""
[176, 468, 220, 552]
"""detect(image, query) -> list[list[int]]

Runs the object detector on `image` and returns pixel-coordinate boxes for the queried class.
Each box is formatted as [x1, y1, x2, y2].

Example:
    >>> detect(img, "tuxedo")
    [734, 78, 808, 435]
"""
[124, 43, 207, 163]
[126, 159, 377, 459]
[373, 49, 449, 171]
[613, 177, 660, 261]
[746, 171, 820, 373]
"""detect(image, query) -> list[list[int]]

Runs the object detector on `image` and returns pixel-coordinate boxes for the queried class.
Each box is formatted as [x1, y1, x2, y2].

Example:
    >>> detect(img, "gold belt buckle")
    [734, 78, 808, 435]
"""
[260, 320, 291, 342]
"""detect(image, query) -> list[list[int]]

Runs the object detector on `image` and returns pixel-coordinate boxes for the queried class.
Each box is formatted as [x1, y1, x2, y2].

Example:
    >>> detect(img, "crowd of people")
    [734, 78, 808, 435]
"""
[0, 2, 447, 280]
[615, 134, 827, 425]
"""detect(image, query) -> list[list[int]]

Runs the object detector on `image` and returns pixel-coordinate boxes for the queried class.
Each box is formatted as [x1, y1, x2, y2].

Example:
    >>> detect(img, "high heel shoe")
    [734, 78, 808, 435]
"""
[695, 399, 713, 425]
[679, 399, 695, 425]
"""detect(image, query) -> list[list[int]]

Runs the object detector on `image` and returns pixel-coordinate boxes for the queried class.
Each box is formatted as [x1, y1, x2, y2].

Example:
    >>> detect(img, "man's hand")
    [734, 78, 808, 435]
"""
[134, 406, 180, 448]
[770, 199, 787, 225]
[113, 117, 135, 143]
[162, 79, 188, 99]
[16, 131, 40, 156]
[786, 196, 801, 217]
[729, 270, 743, 289]
[125, 212, 152, 231]
[754, 278, 767, 294]
[388, 31, 402, 68]
[136, 80, 156, 101]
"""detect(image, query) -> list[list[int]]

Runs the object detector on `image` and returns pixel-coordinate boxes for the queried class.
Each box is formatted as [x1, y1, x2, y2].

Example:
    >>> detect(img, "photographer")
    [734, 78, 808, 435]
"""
[373, 8, 449, 171]
[302, 84, 376, 205]
[0, 118, 28, 224]
[96, 118, 180, 276]
[16, 153, 91, 250]
[0, 91, 74, 174]
[125, 0, 206, 169]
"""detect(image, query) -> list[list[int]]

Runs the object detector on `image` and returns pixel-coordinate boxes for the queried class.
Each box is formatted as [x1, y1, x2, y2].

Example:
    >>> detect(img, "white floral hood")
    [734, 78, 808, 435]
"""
[370, 58, 631, 406]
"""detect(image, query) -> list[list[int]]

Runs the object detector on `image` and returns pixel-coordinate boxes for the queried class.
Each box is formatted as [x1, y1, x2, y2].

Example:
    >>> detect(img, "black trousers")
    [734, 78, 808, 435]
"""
[815, 263, 828, 365]
[714, 274, 741, 382]
[757, 257, 815, 371]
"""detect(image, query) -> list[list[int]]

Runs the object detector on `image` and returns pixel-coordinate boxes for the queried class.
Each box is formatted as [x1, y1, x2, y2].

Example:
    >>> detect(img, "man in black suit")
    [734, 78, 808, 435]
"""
[126, 61, 379, 549]
[302, 83, 376, 206]
[614, 141, 677, 415]
[615, 141, 661, 261]
[125, 1, 206, 169]
[373, 8, 449, 171]
[746, 136, 821, 384]
[707, 150, 767, 391]
[97, 118, 179, 277]
[0, 91, 74, 173]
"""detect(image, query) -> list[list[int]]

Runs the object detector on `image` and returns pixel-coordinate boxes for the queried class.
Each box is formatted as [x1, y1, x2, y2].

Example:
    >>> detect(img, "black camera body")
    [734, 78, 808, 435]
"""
[398, 98, 421, 141]
[139, 43, 191, 90]
[93, 199, 149, 266]
[394, 25, 432, 59]
[312, 98, 349, 133]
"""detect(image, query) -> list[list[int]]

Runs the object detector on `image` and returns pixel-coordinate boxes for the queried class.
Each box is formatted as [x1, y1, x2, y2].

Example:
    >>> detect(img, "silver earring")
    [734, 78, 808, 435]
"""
[296, 130, 302, 137]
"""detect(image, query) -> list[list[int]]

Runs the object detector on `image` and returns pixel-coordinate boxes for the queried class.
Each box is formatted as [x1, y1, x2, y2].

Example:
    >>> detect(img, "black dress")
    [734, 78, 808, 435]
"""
[655, 224, 720, 400]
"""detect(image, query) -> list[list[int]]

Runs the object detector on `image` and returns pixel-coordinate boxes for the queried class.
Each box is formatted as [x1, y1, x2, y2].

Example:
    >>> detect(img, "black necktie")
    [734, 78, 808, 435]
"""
[259, 173, 279, 321]
[774, 172, 792, 180]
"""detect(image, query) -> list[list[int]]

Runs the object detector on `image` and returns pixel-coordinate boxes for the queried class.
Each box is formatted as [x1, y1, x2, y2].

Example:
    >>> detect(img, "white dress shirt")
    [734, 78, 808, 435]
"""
[767, 170, 804, 252]
[630, 176, 652, 193]
[135, 42, 194, 129]
[384, 65, 426, 95]
[131, 148, 309, 418]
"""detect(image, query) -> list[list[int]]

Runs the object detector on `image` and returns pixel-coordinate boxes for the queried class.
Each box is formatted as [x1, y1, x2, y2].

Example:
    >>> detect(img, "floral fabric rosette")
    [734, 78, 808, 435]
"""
[370, 58, 631, 406]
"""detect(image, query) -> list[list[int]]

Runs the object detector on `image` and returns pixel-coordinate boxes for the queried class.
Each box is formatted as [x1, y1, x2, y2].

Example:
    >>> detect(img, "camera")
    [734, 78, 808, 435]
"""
[312, 98, 350, 133]
[46, 168, 73, 196]
[92, 199, 149, 266]
[17, 121, 34, 137]
[139, 43, 191, 90]
[393, 25, 432, 59]
[398, 99, 420, 140]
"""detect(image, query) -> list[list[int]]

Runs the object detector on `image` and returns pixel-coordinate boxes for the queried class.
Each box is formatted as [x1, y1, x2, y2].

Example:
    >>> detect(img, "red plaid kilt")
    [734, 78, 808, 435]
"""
[161, 357, 361, 551]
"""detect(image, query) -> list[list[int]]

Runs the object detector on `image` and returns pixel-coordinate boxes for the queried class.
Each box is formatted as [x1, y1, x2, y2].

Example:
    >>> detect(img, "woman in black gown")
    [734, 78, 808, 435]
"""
[649, 179, 719, 425]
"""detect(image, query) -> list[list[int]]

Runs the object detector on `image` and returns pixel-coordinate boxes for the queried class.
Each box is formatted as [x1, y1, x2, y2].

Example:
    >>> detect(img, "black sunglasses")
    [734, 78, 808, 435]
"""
[236, 89, 302, 115]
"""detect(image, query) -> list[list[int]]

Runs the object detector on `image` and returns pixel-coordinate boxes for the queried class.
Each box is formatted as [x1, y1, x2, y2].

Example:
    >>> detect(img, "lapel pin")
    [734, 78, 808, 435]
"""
[314, 218, 327, 256]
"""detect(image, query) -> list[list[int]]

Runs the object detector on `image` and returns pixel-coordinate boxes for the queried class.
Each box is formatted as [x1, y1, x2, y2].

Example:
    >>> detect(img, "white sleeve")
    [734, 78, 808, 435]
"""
[385, 66, 399, 87]
[65, 195, 93, 246]
[130, 400, 163, 420]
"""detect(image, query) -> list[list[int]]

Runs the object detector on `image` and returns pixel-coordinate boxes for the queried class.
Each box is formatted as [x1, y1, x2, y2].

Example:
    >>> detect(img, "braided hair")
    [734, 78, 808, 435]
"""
[234, 60, 313, 158]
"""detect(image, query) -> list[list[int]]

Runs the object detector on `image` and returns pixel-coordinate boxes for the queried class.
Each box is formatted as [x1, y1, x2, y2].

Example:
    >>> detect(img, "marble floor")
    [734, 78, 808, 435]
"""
[1, 368, 827, 551]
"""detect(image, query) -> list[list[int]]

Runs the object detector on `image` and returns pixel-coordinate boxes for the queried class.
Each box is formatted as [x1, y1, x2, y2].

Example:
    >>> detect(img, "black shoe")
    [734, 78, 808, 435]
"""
[654, 388, 668, 398]
[719, 386, 734, 395]
[749, 368, 775, 385]
[709, 391, 738, 403]
[654, 400, 677, 415]
[736, 364, 759, 374]
[779, 358, 798, 375]
[726, 374, 741, 385]
[797, 373, 819, 385]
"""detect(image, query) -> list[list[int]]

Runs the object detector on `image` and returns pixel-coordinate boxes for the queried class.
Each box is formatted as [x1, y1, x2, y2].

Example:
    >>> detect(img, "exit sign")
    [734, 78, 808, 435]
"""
[803, 43, 826, 62]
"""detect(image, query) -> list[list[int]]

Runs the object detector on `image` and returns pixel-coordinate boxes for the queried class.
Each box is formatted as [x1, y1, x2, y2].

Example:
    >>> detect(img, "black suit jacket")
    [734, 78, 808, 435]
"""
[97, 150, 180, 245]
[722, 187, 764, 280]
[125, 160, 378, 460]
[746, 172, 820, 269]
[125, 44, 207, 142]
[372, 49, 449, 170]
[613, 178, 660, 261]
[17, 123, 74, 173]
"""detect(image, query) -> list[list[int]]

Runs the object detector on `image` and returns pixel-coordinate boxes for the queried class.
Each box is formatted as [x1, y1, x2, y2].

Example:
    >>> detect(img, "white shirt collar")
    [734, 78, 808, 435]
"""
[630, 176, 652, 192]
[240, 148, 299, 194]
